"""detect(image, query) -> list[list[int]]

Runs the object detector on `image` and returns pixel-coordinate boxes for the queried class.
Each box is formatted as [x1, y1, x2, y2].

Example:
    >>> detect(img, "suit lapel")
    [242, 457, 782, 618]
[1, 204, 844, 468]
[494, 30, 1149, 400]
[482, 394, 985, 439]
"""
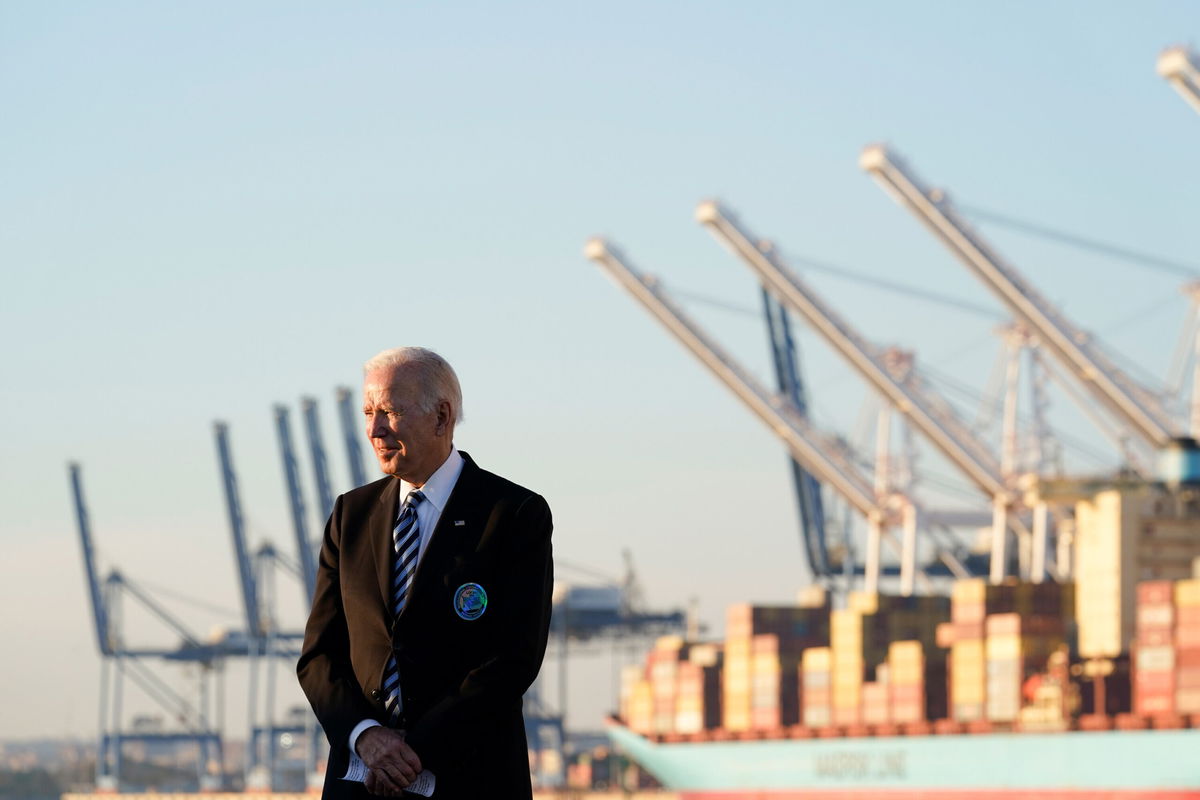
[374, 477, 403, 609]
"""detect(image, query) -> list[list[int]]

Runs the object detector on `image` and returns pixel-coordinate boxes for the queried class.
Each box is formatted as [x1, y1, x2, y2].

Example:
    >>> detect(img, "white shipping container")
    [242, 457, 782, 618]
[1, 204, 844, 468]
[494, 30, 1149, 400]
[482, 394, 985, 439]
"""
[1136, 645, 1176, 672]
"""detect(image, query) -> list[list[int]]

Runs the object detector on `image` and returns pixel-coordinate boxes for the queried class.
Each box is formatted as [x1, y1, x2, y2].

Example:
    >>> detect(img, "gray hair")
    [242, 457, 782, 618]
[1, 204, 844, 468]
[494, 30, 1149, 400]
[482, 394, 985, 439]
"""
[363, 347, 464, 423]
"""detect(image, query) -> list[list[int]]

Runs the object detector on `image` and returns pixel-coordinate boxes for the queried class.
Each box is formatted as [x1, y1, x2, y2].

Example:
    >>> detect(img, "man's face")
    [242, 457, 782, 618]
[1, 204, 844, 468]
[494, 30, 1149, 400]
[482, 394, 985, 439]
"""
[362, 365, 451, 483]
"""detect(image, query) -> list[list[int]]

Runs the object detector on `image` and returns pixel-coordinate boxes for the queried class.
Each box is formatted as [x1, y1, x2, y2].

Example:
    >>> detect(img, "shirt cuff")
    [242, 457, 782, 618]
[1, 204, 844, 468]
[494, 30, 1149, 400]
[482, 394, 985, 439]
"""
[349, 719, 383, 756]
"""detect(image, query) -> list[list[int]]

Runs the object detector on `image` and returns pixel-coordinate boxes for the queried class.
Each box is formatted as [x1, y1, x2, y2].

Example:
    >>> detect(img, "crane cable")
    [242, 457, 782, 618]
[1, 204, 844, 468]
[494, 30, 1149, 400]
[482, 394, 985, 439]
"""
[959, 204, 1200, 279]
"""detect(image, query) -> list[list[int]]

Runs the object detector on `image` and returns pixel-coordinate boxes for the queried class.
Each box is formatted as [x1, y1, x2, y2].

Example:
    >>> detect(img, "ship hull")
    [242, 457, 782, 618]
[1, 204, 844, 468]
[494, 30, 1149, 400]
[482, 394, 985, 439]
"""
[605, 723, 1200, 797]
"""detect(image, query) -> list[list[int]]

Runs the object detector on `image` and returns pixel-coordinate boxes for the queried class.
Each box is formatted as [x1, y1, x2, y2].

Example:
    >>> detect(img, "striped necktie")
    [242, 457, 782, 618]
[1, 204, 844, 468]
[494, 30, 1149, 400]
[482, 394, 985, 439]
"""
[381, 490, 425, 721]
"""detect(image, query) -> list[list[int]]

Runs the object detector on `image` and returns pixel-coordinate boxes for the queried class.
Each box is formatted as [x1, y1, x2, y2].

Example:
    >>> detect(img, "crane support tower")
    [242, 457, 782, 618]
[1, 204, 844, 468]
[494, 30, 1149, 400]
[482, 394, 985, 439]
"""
[761, 287, 831, 578]
[1158, 46, 1200, 115]
[860, 145, 1178, 451]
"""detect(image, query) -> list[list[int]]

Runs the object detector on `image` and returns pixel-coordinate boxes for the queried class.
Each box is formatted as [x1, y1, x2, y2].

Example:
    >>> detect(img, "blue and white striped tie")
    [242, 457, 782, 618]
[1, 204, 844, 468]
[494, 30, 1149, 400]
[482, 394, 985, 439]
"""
[381, 490, 424, 722]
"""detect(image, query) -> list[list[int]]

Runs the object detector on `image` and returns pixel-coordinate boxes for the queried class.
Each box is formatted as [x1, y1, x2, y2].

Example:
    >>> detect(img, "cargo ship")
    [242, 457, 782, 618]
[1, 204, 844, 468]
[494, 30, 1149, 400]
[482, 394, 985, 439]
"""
[604, 482, 1200, 798]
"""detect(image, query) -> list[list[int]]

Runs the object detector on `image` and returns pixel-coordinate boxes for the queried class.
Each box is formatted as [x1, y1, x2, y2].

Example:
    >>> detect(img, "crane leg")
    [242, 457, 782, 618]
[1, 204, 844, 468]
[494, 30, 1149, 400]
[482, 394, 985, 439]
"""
[990, 498, 1008, 584]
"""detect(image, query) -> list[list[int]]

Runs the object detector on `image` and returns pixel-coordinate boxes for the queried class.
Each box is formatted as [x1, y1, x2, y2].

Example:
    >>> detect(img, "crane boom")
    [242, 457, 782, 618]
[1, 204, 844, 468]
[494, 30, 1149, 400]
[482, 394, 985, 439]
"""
[696, 200, 1008, 499]
[274, 405, 318, 602]
[585, 237, 885, 521]
[1158, 46, 1200, 115]
[301, 397, 337, 520]
[213, 422, 263, 638]
[860, 145, 1177, 449]
[337, 386, 369, 488]
[68, 463, 114, 656]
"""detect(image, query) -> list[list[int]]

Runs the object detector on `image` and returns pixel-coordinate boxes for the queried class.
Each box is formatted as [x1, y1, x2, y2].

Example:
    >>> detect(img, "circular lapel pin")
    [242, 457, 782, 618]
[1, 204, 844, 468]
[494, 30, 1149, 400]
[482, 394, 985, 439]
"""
[454, 583, 488, 621]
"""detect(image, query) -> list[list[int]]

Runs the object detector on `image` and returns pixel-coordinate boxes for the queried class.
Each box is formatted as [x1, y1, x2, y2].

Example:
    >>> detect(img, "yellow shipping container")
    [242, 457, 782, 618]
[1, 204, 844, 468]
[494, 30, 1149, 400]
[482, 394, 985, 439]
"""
[1176, 579, 1200, 607]
[951, 680, 985, 704]
[952, 640, 985, 664]
[890, 661, 924, 685]
[833, 684, 862, 707]
[689, 643, 723, 666]
[655, 634, 686, 652]
[803, 647, 832, 672]
[889, 640, 923, 663]
[953, 578, 988, 604]
[725, 637, 752, 662]
[848, 591, 879, 614]
[985, 635, 1023, 661]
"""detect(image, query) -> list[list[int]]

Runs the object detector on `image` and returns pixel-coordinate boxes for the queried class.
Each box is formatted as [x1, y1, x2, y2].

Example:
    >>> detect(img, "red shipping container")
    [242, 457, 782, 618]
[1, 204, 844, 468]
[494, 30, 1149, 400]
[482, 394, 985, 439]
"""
[1136, 692, 1175, 715]
[1135, 670, 1176, 691]
[1179, 626, 1200, 648]
[1177, 666, 1200, 689]
[1179, 648, 1200, 668]
[985, 613, 1022, 636]
[752, 706, 781, 729]
[1136, 628, 1174, 648]
[953, 621, 985, 641]
[1178, 607, 1200, 626]
[1138, 581, 1175, 606]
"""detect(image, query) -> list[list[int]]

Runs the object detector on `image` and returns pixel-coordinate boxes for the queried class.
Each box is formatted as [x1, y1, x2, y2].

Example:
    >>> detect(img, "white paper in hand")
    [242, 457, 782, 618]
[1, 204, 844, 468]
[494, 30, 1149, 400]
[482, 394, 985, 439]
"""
[341, 751, 436, 797]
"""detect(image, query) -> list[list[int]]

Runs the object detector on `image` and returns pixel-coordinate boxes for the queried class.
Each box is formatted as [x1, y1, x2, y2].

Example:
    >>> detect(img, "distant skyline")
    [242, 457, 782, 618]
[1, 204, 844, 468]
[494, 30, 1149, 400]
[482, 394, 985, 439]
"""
[2, 1, 1197, 742]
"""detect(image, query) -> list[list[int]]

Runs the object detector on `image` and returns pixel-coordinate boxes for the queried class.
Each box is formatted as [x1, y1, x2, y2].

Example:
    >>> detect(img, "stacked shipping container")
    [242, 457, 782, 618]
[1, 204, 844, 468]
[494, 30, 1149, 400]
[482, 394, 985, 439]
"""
[800, 647, 831, 729]
[1179, 579, 1200, 715]
[1134, 581, 1176, 716]
[675, 643, 722, 734]
[831, 592, 948, 726]
[723, 601, 829, 733]
[984, 613, 1067, 722]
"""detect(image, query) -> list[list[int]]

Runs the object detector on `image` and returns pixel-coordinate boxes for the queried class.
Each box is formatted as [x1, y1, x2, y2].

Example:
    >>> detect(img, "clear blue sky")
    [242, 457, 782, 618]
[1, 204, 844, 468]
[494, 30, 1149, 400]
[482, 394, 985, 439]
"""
[2, 1, 1196, 740]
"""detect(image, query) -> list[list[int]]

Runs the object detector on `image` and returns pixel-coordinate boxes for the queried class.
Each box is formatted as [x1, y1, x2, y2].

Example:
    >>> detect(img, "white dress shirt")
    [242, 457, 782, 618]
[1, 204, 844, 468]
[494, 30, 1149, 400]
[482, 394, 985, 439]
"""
[348, 447, 465, 754]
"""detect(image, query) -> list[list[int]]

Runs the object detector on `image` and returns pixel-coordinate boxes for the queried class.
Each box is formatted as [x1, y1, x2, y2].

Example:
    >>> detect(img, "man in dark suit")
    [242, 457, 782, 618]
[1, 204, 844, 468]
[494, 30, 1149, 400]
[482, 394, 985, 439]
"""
[298, 347, 554, 799]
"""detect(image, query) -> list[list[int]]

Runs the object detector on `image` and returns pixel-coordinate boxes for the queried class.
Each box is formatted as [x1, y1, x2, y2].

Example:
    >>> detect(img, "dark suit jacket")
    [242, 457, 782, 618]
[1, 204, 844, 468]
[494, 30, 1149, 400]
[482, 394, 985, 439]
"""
[297, 452, 554, 799]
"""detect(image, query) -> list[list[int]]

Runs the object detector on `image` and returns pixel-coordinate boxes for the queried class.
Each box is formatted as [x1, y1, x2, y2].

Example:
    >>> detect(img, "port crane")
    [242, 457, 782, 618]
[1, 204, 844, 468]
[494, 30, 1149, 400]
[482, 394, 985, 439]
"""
[696, 201, 1023, 584]
[860, 144, 1180, 455]
[213, 421, 313, 790]
[585, 237, 972, 594]
[1158, 46, 1200, 115]
[336, 386, 370, 487]
[302, 396, 338, 522]
[274, 405, 318, 603]
[69, 463, 229, 792]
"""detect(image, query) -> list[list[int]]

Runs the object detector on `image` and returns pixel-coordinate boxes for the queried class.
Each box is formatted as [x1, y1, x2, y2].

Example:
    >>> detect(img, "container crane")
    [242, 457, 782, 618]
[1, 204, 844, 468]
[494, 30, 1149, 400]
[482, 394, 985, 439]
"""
[585, 237, 943, 593]
[1158, 46, 1200, 115]
[213, 421, 315, 791]
[274, 405, 318, 602]
[301, 396, 337, 520]
[859, 144, 1179, 452]
[696, 201, 1017, 582]
[69, 463, 227, 791]
[214, 423, 263, 639]
[337, 386, 369, 488]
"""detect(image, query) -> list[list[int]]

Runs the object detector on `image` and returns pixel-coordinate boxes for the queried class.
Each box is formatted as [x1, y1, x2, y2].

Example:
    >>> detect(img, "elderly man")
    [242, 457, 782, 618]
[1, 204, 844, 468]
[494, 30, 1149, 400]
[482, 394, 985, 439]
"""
[298, 347, 554, 799]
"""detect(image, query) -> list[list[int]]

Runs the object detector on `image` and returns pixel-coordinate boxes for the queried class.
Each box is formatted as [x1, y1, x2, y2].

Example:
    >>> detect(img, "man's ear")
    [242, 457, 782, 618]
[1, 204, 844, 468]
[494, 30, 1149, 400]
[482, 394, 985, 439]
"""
[435, 400, 453, 435]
